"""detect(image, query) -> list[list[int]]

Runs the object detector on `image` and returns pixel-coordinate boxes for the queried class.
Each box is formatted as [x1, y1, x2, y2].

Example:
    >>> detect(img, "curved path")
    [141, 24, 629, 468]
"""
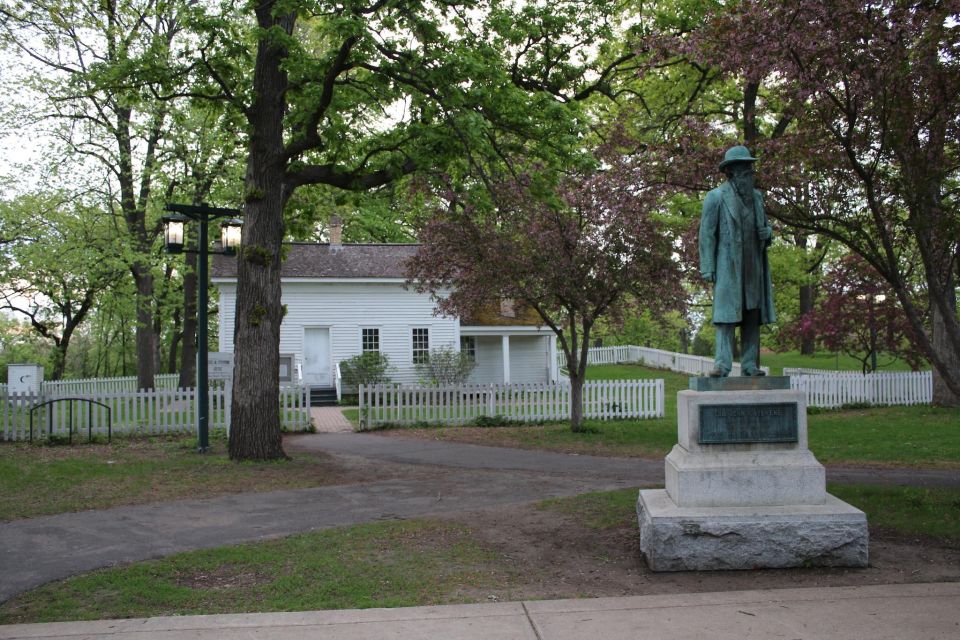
[2, 432, 957, 603]
[295, 432, 960, 489]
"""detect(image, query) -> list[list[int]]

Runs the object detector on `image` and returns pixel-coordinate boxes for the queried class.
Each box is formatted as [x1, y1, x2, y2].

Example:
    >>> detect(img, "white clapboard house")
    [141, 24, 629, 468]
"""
[212, 228, 559, 405]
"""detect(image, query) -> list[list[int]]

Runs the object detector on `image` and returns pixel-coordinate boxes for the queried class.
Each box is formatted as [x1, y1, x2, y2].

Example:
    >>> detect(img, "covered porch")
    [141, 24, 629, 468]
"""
[459, 326, 559, 385]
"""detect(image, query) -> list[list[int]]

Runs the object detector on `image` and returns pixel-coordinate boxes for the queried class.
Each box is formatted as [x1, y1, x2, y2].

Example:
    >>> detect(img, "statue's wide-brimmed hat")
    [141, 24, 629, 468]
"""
[718, 145, 757, 169]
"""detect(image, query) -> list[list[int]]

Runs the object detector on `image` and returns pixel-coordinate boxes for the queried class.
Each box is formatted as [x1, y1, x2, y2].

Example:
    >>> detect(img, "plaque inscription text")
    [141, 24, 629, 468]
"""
[698, 403, 798, 444]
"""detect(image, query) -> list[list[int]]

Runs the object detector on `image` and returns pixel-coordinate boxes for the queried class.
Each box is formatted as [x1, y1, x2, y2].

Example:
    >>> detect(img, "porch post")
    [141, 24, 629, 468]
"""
[502, 335, 511, 384]
[548, 335, 558, 382]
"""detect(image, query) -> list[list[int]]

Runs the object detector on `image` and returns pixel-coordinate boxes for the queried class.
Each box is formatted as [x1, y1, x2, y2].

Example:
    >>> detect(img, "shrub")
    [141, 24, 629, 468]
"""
[473, 414, 512, 427]
[415, 346, 477, 385]
[340, 352, 393, 388]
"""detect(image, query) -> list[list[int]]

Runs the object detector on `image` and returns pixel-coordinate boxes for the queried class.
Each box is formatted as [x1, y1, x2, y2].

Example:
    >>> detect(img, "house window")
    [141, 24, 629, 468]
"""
[500, 298, 516, 318]
[412, 328, 430, 364]
[361, 328, 380, 352]
[460, 336, 476, 361]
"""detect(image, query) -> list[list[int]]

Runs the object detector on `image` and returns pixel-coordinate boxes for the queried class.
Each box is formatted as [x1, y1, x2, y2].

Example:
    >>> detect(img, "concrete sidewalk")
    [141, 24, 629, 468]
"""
[2, 583, 958, 639]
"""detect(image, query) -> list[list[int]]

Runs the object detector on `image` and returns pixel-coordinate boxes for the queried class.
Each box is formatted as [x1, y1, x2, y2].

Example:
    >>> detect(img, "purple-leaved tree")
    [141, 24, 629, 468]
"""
[689, 0, 960, 404]
[408, 150, 683, 431]
[777, 254, 925, 373]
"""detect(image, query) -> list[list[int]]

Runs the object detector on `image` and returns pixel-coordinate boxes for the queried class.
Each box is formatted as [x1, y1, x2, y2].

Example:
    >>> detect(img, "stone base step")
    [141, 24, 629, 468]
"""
[637, 489, 868, 572]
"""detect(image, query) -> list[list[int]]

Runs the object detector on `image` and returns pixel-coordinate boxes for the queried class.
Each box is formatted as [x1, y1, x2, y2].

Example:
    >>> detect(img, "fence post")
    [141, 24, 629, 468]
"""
[358, 384, 365, 429]
[656, 378, 665, 417]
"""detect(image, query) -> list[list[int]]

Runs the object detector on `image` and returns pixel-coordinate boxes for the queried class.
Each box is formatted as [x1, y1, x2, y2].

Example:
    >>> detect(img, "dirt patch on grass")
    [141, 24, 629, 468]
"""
[438, 502, 960, 601]
[377, 425, 661, 458]
[174, 566, 275, 591]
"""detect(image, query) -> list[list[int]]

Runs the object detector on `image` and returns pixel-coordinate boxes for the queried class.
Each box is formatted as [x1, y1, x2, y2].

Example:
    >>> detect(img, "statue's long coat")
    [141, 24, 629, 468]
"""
[699, 181, 776, 325]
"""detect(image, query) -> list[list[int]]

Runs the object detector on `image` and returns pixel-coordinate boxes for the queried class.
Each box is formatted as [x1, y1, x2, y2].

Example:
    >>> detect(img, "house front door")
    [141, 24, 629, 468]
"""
[303, 328, 331, 386]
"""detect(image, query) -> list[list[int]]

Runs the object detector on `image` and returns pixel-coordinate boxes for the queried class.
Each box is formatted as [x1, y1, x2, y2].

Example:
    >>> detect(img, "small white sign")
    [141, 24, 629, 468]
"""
[7, 364, 43, 394]
[208, 352, 235, 380]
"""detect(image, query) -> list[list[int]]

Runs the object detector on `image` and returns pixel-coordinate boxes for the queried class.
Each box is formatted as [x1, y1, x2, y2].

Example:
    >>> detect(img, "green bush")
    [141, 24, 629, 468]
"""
[415, 346, 477, 385]
[340, 352, 393, 388]
[473, 415, 513, 427]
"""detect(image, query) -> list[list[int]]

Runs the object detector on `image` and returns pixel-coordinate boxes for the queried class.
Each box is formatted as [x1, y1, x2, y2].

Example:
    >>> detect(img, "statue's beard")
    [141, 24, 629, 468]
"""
[732, 174, 755, 201]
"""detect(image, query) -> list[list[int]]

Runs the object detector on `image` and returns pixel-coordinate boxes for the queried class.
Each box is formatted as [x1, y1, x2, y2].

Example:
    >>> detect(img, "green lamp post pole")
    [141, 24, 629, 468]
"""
[163, 203, 242, 453]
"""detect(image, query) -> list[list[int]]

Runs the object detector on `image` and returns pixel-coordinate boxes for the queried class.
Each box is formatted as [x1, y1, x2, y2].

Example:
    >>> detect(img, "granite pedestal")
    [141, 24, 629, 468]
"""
[637, 377, 868, 571]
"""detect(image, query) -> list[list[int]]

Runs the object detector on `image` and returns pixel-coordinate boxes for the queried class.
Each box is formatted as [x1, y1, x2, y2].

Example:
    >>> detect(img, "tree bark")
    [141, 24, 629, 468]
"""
[179, 247, 199, 388]
[569, 372, 584, 432]
[798, 283, 815, 355]
[931, 274, 960, 406]
[168, 306, 182, 376]
[50, 342, 68, 380]
[132, 264, 157, 390]
[228, 4, 295, 461]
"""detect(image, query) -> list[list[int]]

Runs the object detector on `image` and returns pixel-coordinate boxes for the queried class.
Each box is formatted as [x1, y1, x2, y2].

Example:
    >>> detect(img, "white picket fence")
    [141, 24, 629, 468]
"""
[39, 373, 183, 395]
[358, 379, 664, 429]
[1, 384, 311, 442]
[787, 370, 932, 408]
[1, 375, 181, 397]
[557, 345, 768, 377]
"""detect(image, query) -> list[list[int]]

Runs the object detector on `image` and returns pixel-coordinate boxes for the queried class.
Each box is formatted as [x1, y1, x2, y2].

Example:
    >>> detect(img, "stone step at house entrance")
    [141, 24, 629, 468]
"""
[309, 386, 338, 407]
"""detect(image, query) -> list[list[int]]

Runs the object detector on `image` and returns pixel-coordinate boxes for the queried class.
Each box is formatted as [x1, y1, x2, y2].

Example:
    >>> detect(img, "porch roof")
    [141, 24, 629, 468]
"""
[459, 325, 553, 336]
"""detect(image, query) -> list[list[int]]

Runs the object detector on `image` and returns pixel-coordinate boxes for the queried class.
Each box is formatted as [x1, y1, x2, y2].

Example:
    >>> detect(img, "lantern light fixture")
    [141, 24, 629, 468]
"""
[162, 213, 187, 254]
[220, 218, 243, 254]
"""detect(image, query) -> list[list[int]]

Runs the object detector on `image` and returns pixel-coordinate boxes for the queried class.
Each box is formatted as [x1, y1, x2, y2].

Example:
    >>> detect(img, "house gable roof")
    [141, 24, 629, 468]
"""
[211, 243, 420, 279]
[211, 242, 544, 329]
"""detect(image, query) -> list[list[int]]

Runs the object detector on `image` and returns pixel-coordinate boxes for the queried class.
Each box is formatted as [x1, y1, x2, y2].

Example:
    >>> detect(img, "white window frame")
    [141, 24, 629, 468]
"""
[411, 326, 430, 364]
[360, 326, 381, 353]
[460, 336, 477, 362]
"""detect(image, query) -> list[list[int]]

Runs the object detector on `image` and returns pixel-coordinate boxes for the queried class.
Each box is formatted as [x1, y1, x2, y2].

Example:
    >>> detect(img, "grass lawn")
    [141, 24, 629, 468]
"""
[0, 434, 361, 521]
[2, 483, 956, 624]
[759, 350, 921, 375]
[381, 364, 960, 467]
[0, 519, 510, 624]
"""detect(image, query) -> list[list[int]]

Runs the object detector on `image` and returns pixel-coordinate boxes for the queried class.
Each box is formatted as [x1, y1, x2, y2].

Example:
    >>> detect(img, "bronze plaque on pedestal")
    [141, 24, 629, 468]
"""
[699, 403, 798, 444]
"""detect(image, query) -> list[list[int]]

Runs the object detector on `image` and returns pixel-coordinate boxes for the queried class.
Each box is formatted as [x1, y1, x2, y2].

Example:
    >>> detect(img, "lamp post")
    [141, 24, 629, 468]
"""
[163, 203, 242, 453]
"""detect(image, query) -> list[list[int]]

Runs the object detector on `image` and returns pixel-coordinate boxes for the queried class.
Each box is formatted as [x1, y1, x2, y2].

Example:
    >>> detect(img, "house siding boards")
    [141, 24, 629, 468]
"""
[217, 281, 456, 385]
[510, 336, 552, 383]
[469, 336, 503, 383]
[467, 336, 551, 384]
[214, 242, 554, 386]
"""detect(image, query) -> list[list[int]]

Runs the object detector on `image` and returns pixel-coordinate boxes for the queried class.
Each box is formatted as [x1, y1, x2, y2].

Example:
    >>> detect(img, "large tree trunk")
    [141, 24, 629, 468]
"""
[931, 276, 960, 406]
[168, 307, 182, 376]
[228, 3, 294, 461]
[133, 264, 157, 390]
[179, 248, 199, 388]
[50, 341, 68, 381]
[229, 175, 286, 460]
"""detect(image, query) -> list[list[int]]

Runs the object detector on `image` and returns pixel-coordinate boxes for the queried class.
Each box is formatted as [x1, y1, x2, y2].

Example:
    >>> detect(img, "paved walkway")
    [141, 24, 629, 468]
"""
[310, 406, 354, 433]
[289, 432, 960, 489]
[0, 431, 643, 602]
[2, 583, 958, 639]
